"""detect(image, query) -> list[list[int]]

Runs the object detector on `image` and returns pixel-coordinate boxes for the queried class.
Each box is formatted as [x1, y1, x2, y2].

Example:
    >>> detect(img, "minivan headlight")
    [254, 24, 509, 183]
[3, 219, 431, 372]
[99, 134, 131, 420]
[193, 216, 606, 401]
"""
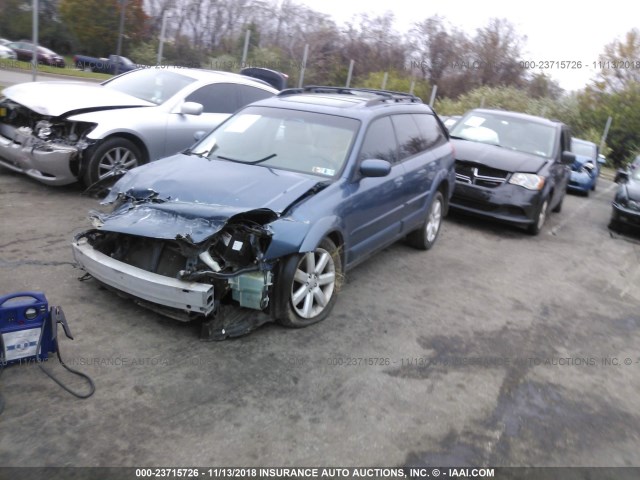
[508, 173, 545, 190]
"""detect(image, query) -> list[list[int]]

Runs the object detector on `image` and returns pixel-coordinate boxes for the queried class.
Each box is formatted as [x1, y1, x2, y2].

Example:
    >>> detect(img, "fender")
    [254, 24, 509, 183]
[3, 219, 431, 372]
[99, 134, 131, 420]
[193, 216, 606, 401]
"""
[298, 215, 344, 253]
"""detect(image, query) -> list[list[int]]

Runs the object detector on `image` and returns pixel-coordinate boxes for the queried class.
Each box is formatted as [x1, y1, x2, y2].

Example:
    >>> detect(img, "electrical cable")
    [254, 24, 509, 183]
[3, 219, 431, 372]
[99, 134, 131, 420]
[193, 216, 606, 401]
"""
[36, 307, 95, 399]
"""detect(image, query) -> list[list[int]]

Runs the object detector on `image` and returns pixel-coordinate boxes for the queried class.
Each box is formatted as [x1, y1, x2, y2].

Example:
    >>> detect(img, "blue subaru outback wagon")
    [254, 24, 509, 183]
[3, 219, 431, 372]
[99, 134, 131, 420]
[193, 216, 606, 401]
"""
[73, 87, 456, 338]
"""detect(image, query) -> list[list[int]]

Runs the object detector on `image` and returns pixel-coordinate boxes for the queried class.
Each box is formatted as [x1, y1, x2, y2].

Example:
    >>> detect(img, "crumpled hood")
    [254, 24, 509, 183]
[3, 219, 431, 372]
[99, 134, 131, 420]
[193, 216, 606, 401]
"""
[97, 154, 327, 243]
[453, 139, 547, 173]
[4, 81, 153, 117]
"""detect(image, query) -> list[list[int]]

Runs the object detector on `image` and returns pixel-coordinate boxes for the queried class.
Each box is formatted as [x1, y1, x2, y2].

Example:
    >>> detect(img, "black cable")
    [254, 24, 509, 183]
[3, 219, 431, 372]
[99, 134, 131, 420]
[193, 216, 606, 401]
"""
[38, 340, 95, 399]
[36, 309, 96, 399]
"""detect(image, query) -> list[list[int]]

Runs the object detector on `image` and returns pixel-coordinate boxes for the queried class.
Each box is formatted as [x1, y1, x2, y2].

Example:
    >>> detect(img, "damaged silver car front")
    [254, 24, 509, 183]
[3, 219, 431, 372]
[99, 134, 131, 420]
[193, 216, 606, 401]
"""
[0, 96, 97, 185]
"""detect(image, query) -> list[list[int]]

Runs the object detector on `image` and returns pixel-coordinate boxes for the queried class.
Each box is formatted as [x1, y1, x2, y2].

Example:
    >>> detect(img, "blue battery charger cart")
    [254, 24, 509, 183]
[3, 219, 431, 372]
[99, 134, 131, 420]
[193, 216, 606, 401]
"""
[0, 291, 95, 414]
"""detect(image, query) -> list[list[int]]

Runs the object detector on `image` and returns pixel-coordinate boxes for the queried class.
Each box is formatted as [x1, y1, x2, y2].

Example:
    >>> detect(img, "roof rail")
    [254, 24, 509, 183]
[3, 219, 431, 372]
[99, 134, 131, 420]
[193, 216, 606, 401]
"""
[278, 85, 423, 105]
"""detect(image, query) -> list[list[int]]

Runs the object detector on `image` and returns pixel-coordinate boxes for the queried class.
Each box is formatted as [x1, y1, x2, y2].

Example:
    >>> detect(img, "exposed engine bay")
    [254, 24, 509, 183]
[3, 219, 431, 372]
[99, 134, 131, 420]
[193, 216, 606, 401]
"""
[0, 97, 96, 180]
[74, 205, 278, 339]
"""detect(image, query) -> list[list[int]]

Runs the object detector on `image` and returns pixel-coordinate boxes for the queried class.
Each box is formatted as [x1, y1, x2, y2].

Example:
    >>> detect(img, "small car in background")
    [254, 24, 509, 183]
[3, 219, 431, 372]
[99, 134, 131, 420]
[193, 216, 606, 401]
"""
[448, 108, 574, 235]
[610, 166, 640, 231]
[72, 86, 455, 339]
[5, 41, 65, 67]
[74, 54, 138, 75]
[0, 44, 17, 60]
[567, 138, 604, 196]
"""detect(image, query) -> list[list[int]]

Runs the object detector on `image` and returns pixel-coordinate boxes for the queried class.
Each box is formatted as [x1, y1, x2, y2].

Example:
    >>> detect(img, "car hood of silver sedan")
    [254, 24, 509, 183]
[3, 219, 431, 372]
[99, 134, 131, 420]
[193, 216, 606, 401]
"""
[3, 81, 154, 117]
[95, 154, 328, 244]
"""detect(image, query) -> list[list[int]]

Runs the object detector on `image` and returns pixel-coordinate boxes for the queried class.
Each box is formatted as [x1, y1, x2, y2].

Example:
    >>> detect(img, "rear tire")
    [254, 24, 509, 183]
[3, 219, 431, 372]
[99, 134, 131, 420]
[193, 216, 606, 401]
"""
[407, 191, 444, 250]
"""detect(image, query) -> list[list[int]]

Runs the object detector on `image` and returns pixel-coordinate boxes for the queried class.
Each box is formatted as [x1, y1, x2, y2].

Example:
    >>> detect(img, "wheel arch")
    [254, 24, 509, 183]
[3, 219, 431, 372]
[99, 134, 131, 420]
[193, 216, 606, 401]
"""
[297, 217, 346, 266]
[437, 178, 451, 215]
[101, 132, 150, 164]
[79, 133, 150, 182]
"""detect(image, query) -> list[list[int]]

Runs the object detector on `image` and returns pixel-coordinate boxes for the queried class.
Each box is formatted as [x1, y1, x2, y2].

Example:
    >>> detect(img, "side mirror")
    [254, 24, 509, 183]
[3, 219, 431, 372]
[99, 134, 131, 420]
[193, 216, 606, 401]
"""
[180, 101, 203, 116]
[597, 154, 606, 165]
[193, 130, 206, 142]
[360, 159, 391, 178]
[614, 169, 629, 184]
[561, 151, 576, 165]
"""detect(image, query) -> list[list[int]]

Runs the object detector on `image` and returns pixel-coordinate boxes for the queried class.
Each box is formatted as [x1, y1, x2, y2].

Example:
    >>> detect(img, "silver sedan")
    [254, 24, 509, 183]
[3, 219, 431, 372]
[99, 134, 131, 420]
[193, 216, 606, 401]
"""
[0, 67, 278, 186]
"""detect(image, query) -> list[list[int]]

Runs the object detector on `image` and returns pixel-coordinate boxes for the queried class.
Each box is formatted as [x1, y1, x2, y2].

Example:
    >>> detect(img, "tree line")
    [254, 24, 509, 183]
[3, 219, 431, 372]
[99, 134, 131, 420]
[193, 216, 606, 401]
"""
[0, 0, 638, 164]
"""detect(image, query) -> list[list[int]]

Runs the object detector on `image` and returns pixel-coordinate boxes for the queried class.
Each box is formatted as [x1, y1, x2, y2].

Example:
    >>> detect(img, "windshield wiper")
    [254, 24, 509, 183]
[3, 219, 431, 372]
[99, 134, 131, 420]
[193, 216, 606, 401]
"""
[183, 148, 210, 158]
[216, 153, 277, 165]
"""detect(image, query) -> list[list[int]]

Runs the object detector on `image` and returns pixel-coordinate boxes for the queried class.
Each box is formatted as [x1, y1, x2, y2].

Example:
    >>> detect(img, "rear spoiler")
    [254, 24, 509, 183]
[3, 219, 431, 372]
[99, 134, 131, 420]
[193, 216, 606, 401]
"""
[240, 67, 288, 91]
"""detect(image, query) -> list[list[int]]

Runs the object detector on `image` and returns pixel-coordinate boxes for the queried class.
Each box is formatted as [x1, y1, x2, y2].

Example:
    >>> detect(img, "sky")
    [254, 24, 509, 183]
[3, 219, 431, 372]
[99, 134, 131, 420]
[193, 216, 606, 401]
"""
[297, 0, 639, 92]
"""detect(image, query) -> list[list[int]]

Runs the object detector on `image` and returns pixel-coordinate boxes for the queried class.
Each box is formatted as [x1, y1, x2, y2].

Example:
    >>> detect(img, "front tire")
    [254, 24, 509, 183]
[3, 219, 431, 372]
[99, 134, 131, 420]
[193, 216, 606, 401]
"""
[528, 196, 549, 235]
[275, 237, 342, 328]
[83, 137, 143, 187]
[407, 191, 444, 250]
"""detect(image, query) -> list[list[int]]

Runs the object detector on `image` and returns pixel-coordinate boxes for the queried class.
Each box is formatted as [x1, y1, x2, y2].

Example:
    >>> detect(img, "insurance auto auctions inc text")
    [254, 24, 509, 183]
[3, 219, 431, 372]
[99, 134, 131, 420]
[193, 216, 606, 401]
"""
[198, 467, 495, 478]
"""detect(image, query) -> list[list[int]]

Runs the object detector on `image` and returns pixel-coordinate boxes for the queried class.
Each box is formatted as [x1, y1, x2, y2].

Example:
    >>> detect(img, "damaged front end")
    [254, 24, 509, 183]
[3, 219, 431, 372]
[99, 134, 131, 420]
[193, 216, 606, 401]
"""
[72, 195, 280, 340]
[0, 97, 96, 185]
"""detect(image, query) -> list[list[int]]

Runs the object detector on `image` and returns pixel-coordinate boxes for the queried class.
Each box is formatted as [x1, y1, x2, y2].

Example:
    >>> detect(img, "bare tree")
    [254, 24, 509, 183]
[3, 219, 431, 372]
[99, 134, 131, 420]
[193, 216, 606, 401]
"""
[471, 18, 526, 88]
[596, 28, 640, 93]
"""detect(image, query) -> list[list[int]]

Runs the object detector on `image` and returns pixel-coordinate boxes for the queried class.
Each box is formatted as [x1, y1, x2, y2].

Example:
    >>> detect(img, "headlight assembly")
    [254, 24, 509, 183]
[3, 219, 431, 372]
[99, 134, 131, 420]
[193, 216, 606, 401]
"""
[508, 173, 545, 191]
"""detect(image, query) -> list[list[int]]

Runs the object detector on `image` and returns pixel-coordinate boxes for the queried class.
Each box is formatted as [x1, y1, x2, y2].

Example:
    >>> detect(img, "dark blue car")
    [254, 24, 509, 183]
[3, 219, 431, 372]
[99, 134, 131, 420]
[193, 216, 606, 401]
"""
[567, 138, 604, 196]
[72, 87, 455, 338]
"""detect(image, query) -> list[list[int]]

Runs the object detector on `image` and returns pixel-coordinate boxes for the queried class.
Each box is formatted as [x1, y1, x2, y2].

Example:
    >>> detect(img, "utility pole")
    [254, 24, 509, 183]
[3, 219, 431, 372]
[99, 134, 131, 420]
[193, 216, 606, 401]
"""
[345, 60, 354, 88]
[157, 10, 168, 65]
[32, 0, 38, 81]
[298, 44, 309, 88]
[241, 30, 251, 66]
[115, 0, 127, 76]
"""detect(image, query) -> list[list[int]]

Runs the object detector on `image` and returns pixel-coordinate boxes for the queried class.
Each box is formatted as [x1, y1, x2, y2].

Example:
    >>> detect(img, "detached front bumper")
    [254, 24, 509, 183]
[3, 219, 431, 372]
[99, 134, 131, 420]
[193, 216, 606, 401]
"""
[450, 182, 542, 225]
[0, 128, 79, 185]
[72, 236, 216, 315]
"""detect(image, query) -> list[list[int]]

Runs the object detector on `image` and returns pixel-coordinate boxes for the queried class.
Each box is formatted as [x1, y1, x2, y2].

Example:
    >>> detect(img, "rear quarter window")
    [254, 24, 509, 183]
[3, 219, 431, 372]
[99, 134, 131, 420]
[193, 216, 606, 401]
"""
[391, 113, 447, 161]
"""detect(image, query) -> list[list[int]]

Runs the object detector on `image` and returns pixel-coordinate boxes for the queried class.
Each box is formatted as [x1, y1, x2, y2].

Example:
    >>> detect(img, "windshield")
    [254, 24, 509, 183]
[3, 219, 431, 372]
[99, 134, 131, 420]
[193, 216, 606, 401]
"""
[450, 111, 557, 158]
[191, 106, 360, 178]
[571, 139, 597, 159]
[103, 69, 196, 105]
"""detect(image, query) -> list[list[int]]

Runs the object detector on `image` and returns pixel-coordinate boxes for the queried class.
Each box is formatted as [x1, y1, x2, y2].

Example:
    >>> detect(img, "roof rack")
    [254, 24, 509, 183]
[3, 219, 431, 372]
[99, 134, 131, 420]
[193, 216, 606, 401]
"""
[278, 85, 423, 105]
